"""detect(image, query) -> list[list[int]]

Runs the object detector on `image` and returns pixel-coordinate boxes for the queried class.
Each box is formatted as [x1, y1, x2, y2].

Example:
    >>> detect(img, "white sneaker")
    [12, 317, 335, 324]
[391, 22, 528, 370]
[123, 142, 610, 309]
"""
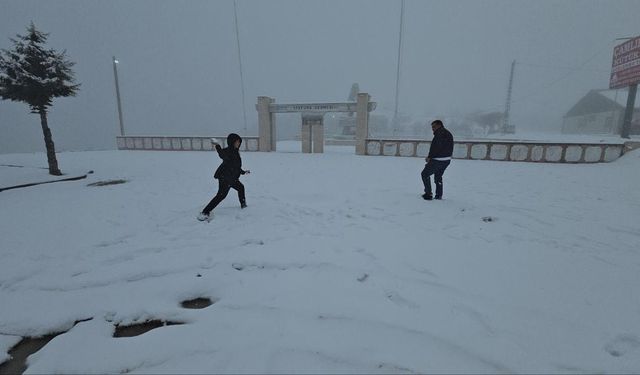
[197, 212, 211, 222]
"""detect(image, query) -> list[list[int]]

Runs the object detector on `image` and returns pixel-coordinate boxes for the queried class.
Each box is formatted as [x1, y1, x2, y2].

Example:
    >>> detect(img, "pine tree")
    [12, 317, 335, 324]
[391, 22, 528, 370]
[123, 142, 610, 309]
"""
[0, 22, 80, 175]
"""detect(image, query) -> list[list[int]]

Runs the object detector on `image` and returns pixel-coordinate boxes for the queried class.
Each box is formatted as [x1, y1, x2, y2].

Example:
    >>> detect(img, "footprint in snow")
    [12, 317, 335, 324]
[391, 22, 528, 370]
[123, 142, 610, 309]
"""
[604, 334, 640, 357]
[242, 239, 265, 246]
[386, 291, 419, 309]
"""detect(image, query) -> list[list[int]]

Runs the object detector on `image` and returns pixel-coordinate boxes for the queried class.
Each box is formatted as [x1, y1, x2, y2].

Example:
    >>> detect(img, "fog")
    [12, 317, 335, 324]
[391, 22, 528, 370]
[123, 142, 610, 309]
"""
[1, 0, 638, 153]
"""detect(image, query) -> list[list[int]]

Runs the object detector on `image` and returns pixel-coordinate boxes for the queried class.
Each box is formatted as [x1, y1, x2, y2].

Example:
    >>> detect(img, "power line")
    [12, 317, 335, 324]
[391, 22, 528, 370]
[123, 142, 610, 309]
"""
[512, 43, 611, 104]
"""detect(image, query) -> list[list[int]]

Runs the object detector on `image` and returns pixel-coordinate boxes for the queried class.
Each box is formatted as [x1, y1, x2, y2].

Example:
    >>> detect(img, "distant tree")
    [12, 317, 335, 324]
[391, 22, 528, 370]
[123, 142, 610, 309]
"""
[0, 22, 80, 175]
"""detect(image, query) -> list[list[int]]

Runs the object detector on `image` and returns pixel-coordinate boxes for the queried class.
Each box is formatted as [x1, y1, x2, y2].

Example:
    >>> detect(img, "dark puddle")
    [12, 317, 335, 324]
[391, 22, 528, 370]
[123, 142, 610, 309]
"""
[113, 320, 183, 338]
[180, 297, 214, 309]
[0, 318, 92, 375]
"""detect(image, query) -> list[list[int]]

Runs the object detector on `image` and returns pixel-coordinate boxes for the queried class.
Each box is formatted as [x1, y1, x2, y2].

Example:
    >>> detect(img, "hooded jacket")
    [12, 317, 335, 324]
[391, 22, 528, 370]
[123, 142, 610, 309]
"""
[213, 133, 246, 181]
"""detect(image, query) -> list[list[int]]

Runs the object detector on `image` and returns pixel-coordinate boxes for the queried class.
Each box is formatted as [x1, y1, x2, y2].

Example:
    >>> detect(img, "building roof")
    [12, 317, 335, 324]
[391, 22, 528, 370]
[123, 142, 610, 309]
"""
[565, 90, 623, 117]
[598, 89, 630, 106]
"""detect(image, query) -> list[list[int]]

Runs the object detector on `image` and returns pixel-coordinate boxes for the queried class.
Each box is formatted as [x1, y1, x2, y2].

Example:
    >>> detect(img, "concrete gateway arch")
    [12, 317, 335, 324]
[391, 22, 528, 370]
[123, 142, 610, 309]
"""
[256, 93, 377, 154]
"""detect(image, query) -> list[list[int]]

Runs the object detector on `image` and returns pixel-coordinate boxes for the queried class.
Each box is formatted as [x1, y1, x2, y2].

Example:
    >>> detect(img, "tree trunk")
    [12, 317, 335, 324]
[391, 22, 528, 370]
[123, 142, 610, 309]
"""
[39, 109, 62, 176]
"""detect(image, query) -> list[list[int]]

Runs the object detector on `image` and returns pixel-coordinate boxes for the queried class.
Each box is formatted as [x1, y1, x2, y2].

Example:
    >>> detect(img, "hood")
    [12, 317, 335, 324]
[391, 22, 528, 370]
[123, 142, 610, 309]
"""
[227, 133, 242, 147]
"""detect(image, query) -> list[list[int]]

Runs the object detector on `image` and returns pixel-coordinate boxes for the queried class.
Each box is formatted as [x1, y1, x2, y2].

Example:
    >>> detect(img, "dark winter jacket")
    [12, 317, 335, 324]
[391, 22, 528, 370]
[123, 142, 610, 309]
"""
[428, 126, 454, 159]
[213, 133, 246, 181]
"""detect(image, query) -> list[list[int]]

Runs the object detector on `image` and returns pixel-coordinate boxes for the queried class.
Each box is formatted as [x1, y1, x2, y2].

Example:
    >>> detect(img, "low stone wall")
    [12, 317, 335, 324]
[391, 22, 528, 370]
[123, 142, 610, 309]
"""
[116, 136, 260, 152]
[116, 135, 632, 163]
[624, 141, 640, 153]
[364, 138, 627, 163]
[325, 138, 356, 146]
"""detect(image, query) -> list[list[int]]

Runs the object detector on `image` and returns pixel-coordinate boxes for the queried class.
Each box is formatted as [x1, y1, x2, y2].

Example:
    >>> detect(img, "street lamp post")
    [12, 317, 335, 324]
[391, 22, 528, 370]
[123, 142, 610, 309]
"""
[112, 56, 125, 136]
[393, 0, 405, 135]
[233, 0, 248, 136]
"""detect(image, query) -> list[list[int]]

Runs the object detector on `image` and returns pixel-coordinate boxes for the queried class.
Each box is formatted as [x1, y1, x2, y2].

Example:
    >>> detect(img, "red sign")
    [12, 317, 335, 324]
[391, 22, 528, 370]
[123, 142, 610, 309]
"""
[610, 36, 640, 89]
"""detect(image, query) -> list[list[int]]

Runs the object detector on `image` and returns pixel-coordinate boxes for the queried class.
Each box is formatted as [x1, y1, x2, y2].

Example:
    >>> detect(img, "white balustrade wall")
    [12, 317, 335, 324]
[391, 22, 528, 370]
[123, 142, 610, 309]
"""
[117, 136, 260, 152]
[116, 135, 635, 163]
[364, 138, 630, 163]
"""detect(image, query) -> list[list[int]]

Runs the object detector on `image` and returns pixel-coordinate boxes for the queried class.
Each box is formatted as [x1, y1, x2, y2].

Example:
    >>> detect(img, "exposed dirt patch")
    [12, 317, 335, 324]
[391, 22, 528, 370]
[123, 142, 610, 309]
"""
[0, 318, 92, 375]
[87, 179, 128, 187]
[0, 334, 58, 375]
[0, 174, 90, 193]
[113, 320, 183, 338]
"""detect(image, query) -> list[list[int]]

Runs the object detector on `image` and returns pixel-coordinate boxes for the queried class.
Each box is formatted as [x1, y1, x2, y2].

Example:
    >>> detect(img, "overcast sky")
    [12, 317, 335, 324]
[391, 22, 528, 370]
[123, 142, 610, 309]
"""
[1, 0, 639, 153]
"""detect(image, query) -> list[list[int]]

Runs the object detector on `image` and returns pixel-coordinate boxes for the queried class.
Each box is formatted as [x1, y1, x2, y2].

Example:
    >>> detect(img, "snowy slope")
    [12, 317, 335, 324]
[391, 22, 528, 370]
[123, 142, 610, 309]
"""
[1, 145, 639, 373]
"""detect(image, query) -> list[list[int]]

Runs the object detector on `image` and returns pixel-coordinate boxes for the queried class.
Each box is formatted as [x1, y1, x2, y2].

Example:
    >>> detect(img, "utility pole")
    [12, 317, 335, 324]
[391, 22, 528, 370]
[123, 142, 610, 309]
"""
[503, 60, 516, 134]
[233, 0, 248, 135]
[112, 56, 125, 136]
[393, 0, 405, 134]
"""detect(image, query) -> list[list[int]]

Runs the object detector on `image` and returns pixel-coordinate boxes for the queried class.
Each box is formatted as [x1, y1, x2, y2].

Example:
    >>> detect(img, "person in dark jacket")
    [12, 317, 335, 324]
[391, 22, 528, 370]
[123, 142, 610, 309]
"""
[421, 120, 453, 200]
[198, 133, 250, 221]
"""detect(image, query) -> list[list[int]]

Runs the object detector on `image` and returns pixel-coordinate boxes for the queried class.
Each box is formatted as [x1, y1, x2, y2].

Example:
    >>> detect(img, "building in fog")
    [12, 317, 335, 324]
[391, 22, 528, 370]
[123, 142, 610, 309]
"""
[562, 89, 640, 135]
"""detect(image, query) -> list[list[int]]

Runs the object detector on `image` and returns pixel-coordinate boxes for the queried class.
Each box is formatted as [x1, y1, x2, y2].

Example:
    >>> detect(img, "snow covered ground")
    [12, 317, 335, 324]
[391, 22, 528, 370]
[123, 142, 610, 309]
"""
[0, 162, 88, 189]
[1, 143, 639, 373]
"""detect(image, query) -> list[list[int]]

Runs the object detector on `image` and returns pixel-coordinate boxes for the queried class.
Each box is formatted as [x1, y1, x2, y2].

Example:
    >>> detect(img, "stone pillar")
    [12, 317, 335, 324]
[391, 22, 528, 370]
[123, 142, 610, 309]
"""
[312, 117, 324, 153]
[355, 93, 370, 155]
[271, 109, 277, 151]
[257, 96, 275, 152]
[301, 114, 323, 153]
[301, 116, 312, 154]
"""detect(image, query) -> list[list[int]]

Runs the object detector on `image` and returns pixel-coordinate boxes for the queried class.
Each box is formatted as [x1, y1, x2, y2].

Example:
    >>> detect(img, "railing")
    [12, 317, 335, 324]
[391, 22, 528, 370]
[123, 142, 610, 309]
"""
[364, 138, 627, 163]
[116, 136, 260, 152]
[114, 135, 637, 163]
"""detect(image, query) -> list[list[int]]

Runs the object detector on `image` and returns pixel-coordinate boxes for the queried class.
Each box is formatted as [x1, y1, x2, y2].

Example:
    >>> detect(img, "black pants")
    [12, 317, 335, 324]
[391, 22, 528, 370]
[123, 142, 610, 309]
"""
[421, 160, 450, 198]
[202, 179, 245, 214]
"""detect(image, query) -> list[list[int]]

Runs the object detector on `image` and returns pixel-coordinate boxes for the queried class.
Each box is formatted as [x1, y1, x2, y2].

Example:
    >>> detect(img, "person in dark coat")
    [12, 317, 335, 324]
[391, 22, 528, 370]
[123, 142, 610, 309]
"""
[198, 133, 250, 221]
[421, 120, 453, 200]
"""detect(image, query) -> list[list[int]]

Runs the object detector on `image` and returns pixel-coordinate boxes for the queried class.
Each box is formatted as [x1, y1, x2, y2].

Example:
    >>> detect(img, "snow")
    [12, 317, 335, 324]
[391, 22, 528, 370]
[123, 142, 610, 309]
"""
[1, 40, 66, 87]
[1, 144, 639, 373]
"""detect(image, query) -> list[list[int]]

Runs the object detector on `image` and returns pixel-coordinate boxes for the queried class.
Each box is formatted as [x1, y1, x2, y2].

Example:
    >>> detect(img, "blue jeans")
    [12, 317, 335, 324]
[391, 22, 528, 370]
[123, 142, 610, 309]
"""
[421, 160, 450, 197]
